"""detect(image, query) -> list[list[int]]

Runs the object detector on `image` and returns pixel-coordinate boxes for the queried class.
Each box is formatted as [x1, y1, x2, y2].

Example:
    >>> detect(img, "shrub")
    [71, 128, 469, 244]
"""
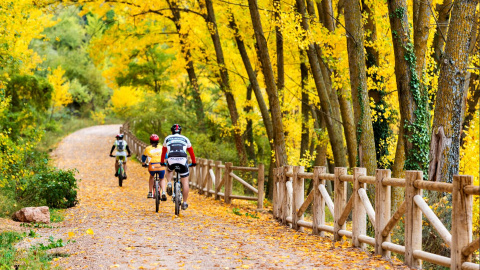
[22, 168, 79, 209]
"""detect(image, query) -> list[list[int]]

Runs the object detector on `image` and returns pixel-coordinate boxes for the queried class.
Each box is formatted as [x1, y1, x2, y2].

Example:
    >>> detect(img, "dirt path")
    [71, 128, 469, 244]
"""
[26, 125, 408, 269]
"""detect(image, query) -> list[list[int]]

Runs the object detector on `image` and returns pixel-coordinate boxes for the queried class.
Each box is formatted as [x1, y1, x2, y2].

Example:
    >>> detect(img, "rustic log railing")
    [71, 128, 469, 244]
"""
[119, 123, 265, 210]
[273, 165, 480, 269]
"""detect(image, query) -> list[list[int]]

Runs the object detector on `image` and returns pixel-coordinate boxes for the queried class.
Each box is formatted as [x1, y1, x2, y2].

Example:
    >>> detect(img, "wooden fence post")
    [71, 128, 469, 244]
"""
[451, 175, 473, 269]
[214, 161, 222, 200]
[292, 166, 305, 232]
[206, 159, 214, 197]
[313, 166, 326, 236]
[273, 168, 278, 218]
[375, 169, 391, 258]
[224, 162, 233, 204]
[405, 170, 423, 269]
[353, 167, 367, 249]
[201, 159, 209, 195]
[257, 163, 265, 210]
[334, 167, 348, 242]
[282, 165, 292, 225]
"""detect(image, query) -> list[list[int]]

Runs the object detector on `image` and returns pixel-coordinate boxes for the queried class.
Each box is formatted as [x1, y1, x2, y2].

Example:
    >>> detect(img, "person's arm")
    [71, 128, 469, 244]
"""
[126, 145, 131, 156]
[109, 145, 115, 156]
[160, 146, 167, 164]
[187, 147, 196, 164]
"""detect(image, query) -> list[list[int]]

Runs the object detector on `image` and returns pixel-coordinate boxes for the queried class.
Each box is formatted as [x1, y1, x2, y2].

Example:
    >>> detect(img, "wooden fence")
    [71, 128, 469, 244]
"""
[119, 123, 265, 210]
[273, 166, 480, 269]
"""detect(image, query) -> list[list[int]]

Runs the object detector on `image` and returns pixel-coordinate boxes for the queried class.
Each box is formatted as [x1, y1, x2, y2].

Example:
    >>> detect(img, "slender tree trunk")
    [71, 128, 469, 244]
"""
[432, 0, 452, 65]
[204, 0, 247, 166]
[429, 0, 479, 183]
[167, 0, 205, 130]
[312, 107, 328, 167]
[413, 0, 432, 78]
[314, 0, 357, 168]
[461, 73, 480, 147]
[297, 0, 348, 167]
[344, 0, 377, 175]
[244, 85, 256, 163]
[247, 0, 288, 167]
[229, 13, 276, 198]
[388, 0, 430, 172]
[274, 0, 284, 94]
[300, 53, 310, 159]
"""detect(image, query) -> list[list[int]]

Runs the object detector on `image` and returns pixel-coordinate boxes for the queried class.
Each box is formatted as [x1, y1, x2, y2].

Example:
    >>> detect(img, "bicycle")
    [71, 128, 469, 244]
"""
[170, 163, 195, 216]
[144, 163, 165, 213]
[111, 155, 126, 187]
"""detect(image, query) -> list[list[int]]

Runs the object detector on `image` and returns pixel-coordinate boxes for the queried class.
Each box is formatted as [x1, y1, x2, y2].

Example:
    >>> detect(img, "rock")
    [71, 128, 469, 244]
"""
[12, 206, 50, 224]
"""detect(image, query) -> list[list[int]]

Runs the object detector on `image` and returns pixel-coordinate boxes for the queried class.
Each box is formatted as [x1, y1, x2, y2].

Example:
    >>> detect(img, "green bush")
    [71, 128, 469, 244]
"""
[22, 168, 79, 209]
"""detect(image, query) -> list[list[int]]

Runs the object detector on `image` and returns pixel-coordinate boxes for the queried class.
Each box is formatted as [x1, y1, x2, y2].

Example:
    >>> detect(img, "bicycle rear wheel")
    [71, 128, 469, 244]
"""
[155, 179, 160, 213]
[174, 179, 181, 215]
[118, 166, 124, 187]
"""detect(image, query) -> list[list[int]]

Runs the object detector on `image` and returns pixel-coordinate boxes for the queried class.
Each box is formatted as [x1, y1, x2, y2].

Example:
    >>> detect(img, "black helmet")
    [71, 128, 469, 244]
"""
[171, 124, 182, 134]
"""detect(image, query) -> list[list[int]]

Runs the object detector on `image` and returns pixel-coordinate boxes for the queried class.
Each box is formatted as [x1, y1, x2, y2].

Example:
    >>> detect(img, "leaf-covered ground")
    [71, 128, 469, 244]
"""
[25, 125, 409, 269]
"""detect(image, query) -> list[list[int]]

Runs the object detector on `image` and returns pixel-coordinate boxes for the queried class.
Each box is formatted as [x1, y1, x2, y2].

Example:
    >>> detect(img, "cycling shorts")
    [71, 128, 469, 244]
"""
[148, 163, 165, 177]
[167, 157, 189, 178]
[116, 152, 127, 162]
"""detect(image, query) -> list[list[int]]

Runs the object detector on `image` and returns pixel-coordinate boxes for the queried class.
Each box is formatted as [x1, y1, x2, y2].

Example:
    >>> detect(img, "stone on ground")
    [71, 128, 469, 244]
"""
[12, 206, 50, 224]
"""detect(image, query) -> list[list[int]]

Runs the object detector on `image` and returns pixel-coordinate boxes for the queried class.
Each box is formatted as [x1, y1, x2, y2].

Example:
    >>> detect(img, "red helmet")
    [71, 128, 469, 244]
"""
[150, 134, 159, 143]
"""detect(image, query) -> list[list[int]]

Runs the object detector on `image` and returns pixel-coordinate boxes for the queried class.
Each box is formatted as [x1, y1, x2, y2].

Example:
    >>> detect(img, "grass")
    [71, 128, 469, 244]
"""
[0, 231, 70, 269]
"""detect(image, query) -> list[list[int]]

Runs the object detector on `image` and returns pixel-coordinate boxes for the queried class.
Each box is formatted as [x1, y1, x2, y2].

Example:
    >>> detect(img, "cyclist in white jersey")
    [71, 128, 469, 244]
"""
[160, 124, 197, 210]
[109, 134, 132, 178]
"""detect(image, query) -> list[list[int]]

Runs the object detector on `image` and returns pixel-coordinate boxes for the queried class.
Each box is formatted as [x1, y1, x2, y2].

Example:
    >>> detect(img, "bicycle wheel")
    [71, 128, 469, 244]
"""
[174, 180, 181, 215]
[155, 180, 160, 213]
[118, 166, 123, 187]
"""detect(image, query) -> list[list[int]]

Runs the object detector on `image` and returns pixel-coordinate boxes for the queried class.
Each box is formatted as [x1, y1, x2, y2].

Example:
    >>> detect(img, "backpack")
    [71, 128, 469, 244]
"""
[117, 140, 125, 151]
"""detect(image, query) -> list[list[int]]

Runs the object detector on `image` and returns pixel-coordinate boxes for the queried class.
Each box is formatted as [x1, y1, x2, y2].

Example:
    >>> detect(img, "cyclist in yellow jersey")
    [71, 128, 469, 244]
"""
[141, 134, 167, 200]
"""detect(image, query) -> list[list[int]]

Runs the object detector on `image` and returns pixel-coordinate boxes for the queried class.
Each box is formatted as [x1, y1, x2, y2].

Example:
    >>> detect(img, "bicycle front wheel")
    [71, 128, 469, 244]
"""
[174, 182, 181, 215]
[155, 181, 160, 213]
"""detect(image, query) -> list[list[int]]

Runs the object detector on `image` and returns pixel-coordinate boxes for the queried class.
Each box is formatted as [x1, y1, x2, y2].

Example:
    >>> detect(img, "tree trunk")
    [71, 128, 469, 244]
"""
[312, 107, 328, 167]
[166, 1, 205, 130]
[314, 0, 357, 168]
[274, 0, 284, 95]
[204, 0, 247, 166]
[431, 0, 452, 65]
[297, 0, 348, 167]
[429, 0, 479, 183]
[300, 53, 310, 159]
[247, 0, 288, 167]
[244, 84, 257, 164]
[388, 0, 430, 172]
[344, 0, 377, 175]
[413, 0, 432, 78]
[229, 13, 276, 198]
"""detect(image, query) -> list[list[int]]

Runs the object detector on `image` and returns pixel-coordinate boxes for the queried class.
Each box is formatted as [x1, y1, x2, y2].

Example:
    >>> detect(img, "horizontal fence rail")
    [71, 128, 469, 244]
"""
[273, 165, 479, 269]
[120, 123, 265, 210]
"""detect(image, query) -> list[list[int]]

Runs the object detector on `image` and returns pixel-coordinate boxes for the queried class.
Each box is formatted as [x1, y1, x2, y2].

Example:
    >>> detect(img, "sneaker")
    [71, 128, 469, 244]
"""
[115, 172, 118, 177]
[181, 202, 188, 210]
[161, 192, 167, 201]
[166, 182, 172, 196]
[147, 192, 153, 198]
[123, 174, 127, 179]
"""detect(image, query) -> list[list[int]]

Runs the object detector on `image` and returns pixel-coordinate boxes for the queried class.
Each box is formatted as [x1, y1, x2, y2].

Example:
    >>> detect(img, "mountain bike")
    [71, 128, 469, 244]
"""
[171, 163, 194, 216]
[112, 156, 126, 187]
[147, 163, 165, 213]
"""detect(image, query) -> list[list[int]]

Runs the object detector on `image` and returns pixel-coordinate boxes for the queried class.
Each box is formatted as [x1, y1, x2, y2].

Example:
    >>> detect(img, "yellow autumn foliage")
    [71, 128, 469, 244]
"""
[111, 86, 145, 115]
[48, 66, 72, 112]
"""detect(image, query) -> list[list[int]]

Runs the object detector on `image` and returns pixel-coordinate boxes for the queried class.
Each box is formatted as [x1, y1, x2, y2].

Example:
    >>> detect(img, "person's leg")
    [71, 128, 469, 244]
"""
[124, 161, 127, 177]
[181, 176, 189, 203]
[148, 174, 154, 193]
[115, 157, 119, 176]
